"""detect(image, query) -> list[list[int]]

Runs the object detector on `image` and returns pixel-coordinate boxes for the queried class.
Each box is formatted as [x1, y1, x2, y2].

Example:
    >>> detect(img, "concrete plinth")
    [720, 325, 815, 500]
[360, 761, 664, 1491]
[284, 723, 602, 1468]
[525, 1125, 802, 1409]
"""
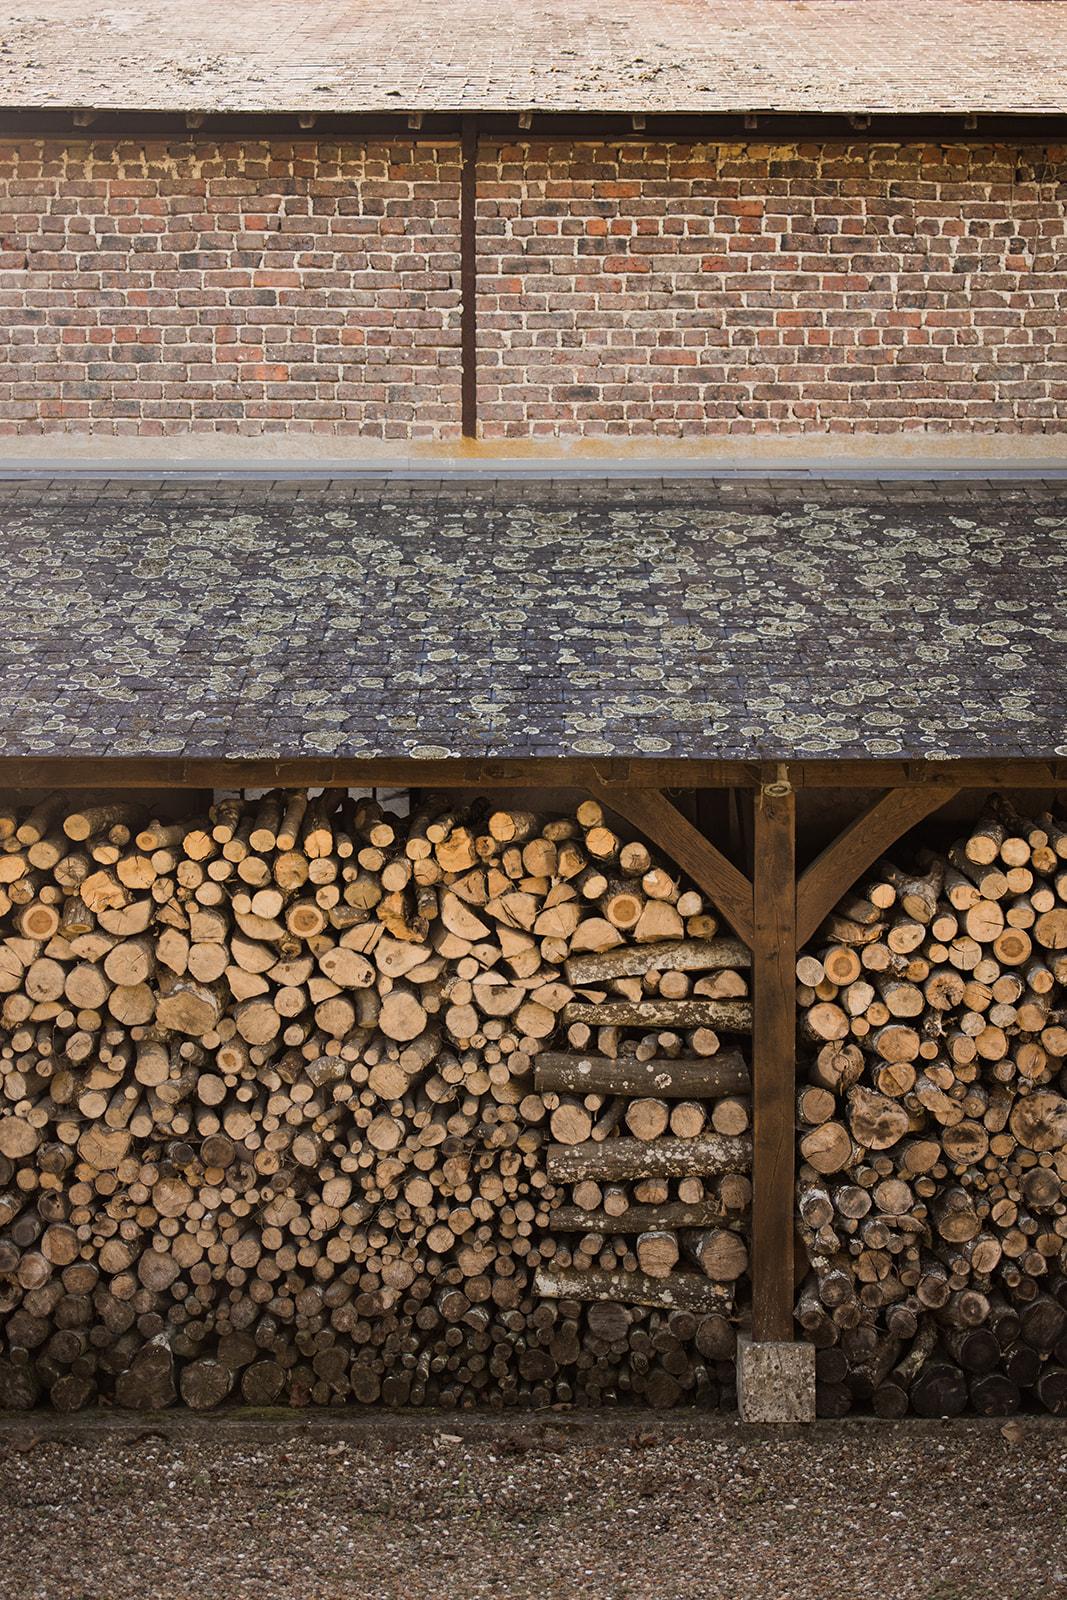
[736, 1336, 816, 1423]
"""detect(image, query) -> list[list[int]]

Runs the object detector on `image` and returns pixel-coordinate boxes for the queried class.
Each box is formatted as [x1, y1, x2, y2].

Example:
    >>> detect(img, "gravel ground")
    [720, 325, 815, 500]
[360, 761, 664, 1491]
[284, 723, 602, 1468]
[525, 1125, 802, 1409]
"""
[0, 1412, 1065, 1600]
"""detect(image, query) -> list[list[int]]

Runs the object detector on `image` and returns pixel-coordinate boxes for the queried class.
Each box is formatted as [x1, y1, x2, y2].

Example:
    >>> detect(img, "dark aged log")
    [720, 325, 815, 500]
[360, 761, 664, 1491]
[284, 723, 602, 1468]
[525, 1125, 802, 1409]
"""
[0, 790, 753, 1413]
[941, 1327, 999, 1374]
[180, 1358, 232, 1411]
[1035, 1366, 1067, 1414]
[909, 1359, 970, 1418]
[535, 1050, 749, 1100]
[0, 1358, 39, 1409]
[551, 1200, 747, 1233]
[967, 1371, 1021, 1415]
[796, 802, 1067, 1416]
[114, 1338, 177, 1411]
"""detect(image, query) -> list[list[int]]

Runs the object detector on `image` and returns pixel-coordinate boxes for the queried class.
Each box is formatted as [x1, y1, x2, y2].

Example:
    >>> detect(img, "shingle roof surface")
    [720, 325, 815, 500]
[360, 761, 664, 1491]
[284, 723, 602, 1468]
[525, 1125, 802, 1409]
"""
[0, 2, 1065, 116]
[2, 479, 1065, 764]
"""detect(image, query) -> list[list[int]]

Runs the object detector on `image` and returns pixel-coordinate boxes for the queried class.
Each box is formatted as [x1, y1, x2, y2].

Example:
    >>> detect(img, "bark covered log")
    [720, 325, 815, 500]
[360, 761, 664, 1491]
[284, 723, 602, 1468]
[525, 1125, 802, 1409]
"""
[535, 1050, 749, 1100]
[798, 802, 1067, 1417]
[0, 789, 753, 1412]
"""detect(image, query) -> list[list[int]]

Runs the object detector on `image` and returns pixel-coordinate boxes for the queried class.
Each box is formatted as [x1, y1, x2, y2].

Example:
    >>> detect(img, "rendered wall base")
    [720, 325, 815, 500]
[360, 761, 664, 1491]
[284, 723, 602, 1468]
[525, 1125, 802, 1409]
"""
[736, 1337, 816, 1424]
[1, 434, 1067, 477]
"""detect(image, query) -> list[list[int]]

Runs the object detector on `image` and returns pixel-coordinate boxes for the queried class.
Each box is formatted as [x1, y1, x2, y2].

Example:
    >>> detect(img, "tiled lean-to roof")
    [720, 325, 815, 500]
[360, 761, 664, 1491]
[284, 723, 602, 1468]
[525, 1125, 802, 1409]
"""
[0, 1, 1065, 118]
[1, 479, 1065, 764]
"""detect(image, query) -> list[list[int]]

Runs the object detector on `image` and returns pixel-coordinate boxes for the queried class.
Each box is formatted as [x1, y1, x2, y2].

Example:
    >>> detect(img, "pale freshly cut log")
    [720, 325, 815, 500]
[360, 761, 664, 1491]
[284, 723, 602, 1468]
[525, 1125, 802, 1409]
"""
[682, 1228, 749, 1282]
[562, 998, 752, 1031]
[636, 1230, 680, 1278]
[564, 937, 750, 985]
[550, 1200, 746, 1232]
[625, 1098, 670, 1141]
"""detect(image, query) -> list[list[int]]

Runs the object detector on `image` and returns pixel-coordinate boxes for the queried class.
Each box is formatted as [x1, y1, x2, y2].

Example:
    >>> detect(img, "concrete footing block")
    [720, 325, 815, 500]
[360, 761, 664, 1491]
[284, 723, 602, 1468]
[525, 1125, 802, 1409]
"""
[736, 1336, 816, 1423]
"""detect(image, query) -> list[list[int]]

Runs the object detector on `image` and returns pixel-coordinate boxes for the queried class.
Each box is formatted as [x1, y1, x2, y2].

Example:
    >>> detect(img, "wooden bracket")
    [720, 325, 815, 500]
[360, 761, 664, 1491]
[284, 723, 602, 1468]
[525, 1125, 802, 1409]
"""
[796, 785, 959, 946]
[589, 783, 755, 947]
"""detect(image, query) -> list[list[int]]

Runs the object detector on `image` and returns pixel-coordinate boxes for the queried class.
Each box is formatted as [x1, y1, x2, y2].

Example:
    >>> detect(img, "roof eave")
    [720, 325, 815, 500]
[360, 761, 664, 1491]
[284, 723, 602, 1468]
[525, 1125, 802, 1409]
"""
[2, 104, 1066, 131]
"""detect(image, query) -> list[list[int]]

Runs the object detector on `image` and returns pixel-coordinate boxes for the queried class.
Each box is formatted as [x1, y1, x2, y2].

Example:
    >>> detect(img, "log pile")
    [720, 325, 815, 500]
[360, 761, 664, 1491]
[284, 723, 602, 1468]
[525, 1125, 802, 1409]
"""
[796, 802, 1067, 1416]
[0, 790, 751, 1411]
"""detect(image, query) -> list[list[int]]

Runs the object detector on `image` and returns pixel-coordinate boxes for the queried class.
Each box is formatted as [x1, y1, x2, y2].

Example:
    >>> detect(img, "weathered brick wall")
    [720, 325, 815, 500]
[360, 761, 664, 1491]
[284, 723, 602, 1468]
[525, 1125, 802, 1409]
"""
[0, 137, 1064, 439]
[0, 139, 462, 437]
[477, 140, 1067, 438]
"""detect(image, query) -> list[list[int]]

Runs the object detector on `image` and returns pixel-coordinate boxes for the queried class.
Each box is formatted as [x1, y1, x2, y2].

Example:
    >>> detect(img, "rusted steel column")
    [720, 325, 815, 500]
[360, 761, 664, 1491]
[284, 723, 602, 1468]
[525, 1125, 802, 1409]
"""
[460, 116, 478, 438]
[750, 767, 797, 1344]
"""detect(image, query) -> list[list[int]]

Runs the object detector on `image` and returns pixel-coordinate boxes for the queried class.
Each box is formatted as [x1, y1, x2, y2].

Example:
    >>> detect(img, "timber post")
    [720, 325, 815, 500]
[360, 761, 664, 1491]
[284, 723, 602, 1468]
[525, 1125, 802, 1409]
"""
[750, 766, 796, 1342]
[739, 766, 816, 1419]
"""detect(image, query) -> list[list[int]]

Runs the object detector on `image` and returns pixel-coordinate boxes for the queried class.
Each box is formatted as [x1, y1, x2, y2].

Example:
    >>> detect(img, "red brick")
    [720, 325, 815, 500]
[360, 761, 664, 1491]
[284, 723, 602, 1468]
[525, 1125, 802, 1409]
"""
[0, 135, 1063, 440]
[0, 137, 461, 439]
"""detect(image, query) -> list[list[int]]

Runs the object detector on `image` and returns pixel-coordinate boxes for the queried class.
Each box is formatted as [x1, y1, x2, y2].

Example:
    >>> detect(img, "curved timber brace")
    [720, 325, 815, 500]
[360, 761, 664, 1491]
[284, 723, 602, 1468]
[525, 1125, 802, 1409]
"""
[588, 781, 755, 947]
[590, 773, 960, 1366]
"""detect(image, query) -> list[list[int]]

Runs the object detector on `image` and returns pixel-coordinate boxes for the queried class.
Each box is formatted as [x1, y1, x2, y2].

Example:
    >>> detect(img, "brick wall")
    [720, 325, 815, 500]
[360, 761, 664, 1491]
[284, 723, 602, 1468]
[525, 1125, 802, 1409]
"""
[0, 137, 1064, 439]
[0, 139, 462, 437]
[477, 140, 1067, 438]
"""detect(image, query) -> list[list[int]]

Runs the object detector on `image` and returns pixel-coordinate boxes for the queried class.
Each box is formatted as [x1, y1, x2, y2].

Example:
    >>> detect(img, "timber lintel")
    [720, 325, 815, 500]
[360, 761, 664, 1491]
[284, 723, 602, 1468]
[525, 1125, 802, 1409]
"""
[0, 757, 1062, 792]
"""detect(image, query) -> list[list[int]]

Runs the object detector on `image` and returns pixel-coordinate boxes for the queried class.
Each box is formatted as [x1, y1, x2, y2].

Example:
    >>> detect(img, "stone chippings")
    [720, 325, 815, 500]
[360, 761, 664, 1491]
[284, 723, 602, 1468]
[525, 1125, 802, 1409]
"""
[0, 0, 1064, 115]
[1, 479, 1065, 763]
[0, 1413, 1065, 1600]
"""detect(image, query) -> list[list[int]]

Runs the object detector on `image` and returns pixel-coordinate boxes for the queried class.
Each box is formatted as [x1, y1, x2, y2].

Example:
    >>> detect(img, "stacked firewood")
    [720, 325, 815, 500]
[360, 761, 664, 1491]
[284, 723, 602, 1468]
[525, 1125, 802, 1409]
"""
[0, 790, 751, 1411]
[796, 803, 1067, 1416]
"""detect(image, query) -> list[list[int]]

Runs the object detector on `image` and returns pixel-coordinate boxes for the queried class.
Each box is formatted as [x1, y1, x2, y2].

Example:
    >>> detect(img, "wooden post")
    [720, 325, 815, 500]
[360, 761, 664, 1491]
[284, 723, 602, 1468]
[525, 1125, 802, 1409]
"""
[460, 116, 478, 438]
[751, 766, 797, 1343]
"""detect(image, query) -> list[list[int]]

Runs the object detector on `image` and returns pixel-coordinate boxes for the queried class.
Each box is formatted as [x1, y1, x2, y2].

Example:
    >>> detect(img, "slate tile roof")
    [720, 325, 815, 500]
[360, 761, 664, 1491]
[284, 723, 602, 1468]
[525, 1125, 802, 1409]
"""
[0, 2, 1065, 118]
[2, 479, 1065, 764]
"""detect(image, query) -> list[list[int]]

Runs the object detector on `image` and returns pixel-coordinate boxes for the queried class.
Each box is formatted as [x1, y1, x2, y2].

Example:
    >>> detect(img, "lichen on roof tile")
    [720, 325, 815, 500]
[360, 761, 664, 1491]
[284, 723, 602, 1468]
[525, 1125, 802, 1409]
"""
[2, 479, 1065, 764]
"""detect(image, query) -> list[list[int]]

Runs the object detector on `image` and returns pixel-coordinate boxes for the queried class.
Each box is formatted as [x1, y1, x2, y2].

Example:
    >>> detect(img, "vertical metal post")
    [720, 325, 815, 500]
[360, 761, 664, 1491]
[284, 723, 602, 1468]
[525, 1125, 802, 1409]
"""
[751, 766, 797, 1343]
[460, 116, 478, 438]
